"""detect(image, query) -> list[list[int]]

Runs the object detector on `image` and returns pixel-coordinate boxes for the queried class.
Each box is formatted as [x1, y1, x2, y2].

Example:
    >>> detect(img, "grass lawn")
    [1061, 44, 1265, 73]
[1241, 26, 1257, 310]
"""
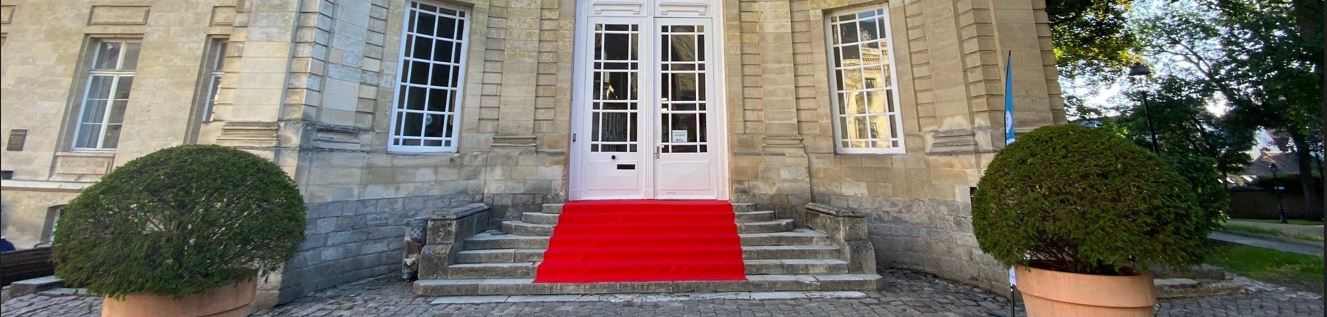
[1237, 218, 1325, 226]
[1205, 243, 1324, 293]
[1223, 224, 1324, 242]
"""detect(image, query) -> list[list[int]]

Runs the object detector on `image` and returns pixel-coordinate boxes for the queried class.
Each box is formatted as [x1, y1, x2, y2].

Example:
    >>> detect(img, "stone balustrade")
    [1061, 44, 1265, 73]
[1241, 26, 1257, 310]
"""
[803, 203, 876, 275]
[418, 203, 495, 279]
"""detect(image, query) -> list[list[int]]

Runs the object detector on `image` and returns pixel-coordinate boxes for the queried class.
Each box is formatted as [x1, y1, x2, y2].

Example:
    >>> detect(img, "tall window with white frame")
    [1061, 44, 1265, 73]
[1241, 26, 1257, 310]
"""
[73, 40, 141, 150]
[389, 2, 469, 152]
[198, 38, 227, 122]
[826, 7, 903, 154]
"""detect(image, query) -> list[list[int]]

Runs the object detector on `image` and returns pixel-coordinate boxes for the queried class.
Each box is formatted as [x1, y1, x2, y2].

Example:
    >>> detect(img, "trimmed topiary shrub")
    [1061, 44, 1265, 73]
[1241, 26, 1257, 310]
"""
[972, 125, 1219, 275]
[53, 145, 305, 298]
[1159, 154, 1229, 221]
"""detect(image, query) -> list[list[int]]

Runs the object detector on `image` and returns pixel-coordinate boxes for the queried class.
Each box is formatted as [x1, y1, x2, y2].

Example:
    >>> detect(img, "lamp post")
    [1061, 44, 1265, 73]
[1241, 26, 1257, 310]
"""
[1270, 162, 1287, 224]
[1128, 62, 1159, 153]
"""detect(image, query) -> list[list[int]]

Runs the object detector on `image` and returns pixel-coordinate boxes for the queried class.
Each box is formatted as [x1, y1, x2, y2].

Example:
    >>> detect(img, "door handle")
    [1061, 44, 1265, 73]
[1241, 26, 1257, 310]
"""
[611, 155, 616, 160]
[654, 146, 661, 159]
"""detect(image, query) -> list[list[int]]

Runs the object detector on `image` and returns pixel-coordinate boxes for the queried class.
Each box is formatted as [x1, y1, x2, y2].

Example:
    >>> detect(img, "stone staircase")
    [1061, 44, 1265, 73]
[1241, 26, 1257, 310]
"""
[414, 203, 883, 296]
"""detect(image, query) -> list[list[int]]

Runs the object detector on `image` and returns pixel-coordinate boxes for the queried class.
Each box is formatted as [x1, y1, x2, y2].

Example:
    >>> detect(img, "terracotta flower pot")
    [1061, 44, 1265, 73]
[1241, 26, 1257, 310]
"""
[101, 277, 256, 317]
[1015, 265, 1157, 317]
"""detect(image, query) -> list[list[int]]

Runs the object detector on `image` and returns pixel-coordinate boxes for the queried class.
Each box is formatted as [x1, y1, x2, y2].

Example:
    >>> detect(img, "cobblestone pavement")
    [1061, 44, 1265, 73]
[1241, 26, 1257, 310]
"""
[3, 269, 1321, 316]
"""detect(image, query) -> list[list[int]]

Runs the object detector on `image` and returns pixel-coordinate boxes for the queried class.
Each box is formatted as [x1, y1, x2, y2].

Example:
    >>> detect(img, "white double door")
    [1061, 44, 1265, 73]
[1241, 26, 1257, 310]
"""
[570, 12, 724, 200]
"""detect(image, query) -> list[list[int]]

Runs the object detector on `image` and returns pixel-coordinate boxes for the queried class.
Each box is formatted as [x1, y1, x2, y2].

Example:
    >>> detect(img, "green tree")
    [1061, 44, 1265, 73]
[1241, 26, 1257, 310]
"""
[1136, 0, 1323, 215]
[1119, 76, 1256, 175]
[1048, 0, 1143, 82]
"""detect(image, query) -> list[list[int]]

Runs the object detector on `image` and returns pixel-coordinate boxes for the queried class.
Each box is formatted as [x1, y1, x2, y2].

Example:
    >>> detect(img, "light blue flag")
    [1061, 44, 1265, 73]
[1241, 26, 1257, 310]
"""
[1004, 51, 1016, 145]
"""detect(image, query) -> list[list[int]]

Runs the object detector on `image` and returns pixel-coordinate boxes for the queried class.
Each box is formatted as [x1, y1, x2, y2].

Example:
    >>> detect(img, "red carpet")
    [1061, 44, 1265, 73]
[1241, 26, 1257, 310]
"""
[534, 200, 747, 283]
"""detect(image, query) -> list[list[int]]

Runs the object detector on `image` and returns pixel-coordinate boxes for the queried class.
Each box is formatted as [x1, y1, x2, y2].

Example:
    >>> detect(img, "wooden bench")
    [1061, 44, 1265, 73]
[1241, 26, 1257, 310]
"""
[1, 247, 54, 286]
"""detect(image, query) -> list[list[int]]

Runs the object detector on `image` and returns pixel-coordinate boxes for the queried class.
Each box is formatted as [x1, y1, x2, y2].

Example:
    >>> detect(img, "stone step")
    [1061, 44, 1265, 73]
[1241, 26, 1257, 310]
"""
[737, 219, 795, 234]
[457, 245, 841, 264]
[1155, 278, 1245, 299]
[466, 231, 550, 249]
[742, 245, 840, 260]
[502, 221, 555, 236]
[739, 229, 832, 246]
[734, 210, 775, 223]
[542, 204, 563, 214]
[456, 249, 547, 263]
[467, 229, 830, 249]
[522, 212, 559, 225]
[732, 203, 755, 212]
[447, 263, 536, 279]
[415, 274, 883, 296]
[745, 259, 849, 275]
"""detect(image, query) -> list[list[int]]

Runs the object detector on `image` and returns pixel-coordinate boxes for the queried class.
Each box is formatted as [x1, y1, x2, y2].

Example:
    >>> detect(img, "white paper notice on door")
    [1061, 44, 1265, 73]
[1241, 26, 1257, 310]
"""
[671, 130, 688, 143]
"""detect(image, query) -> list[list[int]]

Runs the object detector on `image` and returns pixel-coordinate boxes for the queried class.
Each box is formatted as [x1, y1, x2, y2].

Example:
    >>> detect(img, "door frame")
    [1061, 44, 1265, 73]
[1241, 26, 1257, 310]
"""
[568, 1, 730, 201]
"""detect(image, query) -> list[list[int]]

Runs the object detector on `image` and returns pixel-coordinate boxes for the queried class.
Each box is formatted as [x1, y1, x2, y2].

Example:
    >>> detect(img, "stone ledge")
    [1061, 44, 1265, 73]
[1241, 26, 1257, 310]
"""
[429, 203, 491, 220]
[7, 276, 64, 297]
[428, 291, 869, 304]
[0, 180, 93, 191]
[805, 203, 864, 218]
[414, 274, 884, 296]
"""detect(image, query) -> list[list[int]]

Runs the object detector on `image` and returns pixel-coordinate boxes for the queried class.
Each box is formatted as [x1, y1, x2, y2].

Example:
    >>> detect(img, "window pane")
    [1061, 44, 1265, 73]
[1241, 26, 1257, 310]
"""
[120, 42, 141, 70]
[108, 100, 128, 124]
[859, 18, 879, 42]
[412, 36, 432, 59]
[80, 100, 109, 124]
[424, 114, 445, 137]
[405, 86, 427, 110]
[212, 42, 228, 71]
[603, 33, 632, 60]
[75, 124, 102, 148]
[403, 112, 423, 137]
[838, 21, 858, 44]
[204, 76, 221, 120]
[439, 18, 458, 39]
[92, 42, 122, 70]
[101, 125, 122, 148]
[113, 77, 134, 100]
[87, 76, 114, 99]
[433, 40, 454, 62]
[600, 112, 629, 142]
[427, 89, 449, 112]
[417, 13, 437, 37]
[430, 63, 451, 87]
[409, 61, 430, 84]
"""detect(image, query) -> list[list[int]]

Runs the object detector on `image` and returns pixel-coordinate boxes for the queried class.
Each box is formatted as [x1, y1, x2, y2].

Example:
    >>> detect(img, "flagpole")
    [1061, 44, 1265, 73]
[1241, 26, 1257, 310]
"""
[1003, 49, 1017, 317]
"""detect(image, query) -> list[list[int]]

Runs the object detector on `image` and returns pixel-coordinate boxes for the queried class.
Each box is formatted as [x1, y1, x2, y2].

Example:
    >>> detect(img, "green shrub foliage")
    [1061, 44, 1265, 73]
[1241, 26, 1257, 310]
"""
[972, 125, 1218, 275]
[1159, 154, 1229, 220]
[53, 145, 305, 298]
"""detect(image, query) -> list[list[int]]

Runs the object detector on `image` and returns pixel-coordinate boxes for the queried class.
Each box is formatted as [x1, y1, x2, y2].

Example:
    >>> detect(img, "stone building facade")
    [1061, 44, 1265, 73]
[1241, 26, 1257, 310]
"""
[0, 0, 1064, 307]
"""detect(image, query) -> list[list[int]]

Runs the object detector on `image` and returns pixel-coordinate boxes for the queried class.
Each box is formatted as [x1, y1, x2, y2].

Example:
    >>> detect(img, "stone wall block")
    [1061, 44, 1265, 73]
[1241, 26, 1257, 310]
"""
[428, 216, 459, 243]
[418, 244, 453, 279]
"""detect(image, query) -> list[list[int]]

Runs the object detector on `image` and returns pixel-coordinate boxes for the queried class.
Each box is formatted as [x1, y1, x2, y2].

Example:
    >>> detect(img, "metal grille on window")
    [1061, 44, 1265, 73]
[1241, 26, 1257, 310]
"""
[590, 23, 639, 153]
[390, 2, 468, 151]
[829, 9, 901, 151]
[659, 25, 707, 154]
[73, 40, 140, 150]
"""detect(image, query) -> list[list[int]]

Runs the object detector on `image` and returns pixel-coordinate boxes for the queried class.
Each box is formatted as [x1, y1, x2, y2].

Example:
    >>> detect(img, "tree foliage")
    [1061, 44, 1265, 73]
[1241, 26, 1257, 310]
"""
[1136, 0, 1323, 214]
[973, 125, 1218, 275]
[53, 145, 306, 298]
[1048, 0, 1142, 82]
[1116, 76, 1255, 175]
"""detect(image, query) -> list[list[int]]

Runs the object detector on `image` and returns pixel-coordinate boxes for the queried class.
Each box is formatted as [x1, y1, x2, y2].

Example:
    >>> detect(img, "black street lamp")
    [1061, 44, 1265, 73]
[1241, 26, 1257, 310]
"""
[1128, 62, 1159, 153]
[1270, 162, 1287, 224]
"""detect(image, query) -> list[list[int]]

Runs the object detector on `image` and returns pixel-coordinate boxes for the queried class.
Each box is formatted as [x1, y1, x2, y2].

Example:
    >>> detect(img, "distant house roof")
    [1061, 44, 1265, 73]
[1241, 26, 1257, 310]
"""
[1242, 151, 1300, 177]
